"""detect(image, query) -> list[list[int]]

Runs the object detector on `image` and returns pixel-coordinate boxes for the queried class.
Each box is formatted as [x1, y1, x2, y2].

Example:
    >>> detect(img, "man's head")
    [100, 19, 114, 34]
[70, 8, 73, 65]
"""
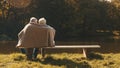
[30, 17, 37, 24]
[38, 17, 46, 25]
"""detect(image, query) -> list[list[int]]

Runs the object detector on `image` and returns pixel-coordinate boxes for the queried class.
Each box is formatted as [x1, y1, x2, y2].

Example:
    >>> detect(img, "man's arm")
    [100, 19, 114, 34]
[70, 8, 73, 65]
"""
[49, 28, 56, 46]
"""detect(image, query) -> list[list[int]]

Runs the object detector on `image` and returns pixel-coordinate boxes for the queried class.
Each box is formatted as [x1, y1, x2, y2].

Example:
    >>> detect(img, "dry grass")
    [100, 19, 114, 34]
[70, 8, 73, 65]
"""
[0, 53, 120, 68]
[0, 41, 120, 68]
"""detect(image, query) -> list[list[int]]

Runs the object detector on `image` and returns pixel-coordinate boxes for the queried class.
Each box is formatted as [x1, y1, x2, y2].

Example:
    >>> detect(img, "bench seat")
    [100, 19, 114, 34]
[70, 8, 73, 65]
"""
[41, 45, 101, 58]
[45, 45, 100, 48]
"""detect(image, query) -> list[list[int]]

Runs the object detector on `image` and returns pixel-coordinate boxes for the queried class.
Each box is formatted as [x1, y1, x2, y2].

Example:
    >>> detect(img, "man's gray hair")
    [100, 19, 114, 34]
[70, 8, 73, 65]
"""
[30, 17, 37, 23]
[38, 18, 46, 25]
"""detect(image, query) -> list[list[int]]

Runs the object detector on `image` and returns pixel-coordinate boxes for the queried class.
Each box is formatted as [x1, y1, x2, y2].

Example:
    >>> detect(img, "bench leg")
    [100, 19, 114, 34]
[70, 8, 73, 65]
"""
[41, 48, 45, 58]
[83, 48, 87, 58]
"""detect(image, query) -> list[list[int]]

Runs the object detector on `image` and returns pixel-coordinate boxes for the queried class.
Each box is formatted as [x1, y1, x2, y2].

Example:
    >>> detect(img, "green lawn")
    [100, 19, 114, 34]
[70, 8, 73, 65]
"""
[0, 53, 120, 68]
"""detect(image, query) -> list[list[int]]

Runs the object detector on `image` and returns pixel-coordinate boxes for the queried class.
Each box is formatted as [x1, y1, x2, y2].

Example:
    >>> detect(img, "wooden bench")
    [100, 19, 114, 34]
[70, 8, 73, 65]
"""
[41, 45, 101, 58]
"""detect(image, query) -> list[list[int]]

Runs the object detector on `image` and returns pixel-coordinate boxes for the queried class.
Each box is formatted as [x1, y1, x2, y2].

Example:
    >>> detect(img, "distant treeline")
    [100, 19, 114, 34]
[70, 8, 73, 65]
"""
[0, 0, 120, 41]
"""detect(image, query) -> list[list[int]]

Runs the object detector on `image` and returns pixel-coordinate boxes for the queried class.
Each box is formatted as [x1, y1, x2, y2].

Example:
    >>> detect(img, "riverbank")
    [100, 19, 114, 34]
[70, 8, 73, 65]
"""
[0, 41, 120, 54]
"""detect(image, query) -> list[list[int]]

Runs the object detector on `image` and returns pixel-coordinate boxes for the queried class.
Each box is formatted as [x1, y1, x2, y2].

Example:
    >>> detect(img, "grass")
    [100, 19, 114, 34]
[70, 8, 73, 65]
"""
[0, 53, 120, 68]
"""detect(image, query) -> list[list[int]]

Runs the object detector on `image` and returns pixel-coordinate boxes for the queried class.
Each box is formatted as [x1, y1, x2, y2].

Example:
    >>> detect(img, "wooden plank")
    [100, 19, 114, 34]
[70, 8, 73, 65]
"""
[41, 45, 101, 58]
[44, 45, 100, 49]
[83, 48, 87, 58]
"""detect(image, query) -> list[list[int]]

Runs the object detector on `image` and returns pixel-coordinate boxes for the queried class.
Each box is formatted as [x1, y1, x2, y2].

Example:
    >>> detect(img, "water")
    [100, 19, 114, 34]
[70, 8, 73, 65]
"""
[0, 41, 120, 54]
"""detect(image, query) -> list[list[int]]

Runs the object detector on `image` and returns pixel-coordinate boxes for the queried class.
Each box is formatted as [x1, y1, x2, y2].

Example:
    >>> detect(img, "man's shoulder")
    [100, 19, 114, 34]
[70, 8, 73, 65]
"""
[47, 25, 54, 29]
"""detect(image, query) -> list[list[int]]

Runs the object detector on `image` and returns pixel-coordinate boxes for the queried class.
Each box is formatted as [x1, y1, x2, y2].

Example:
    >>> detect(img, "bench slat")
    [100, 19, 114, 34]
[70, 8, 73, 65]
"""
[41, 45, 101, 58]
[44, 45, 100, 49]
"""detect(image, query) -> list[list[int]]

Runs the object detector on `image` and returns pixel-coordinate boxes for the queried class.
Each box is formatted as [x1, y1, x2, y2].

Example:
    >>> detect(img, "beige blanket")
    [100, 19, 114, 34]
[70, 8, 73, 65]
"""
[16, 23, 55, 48]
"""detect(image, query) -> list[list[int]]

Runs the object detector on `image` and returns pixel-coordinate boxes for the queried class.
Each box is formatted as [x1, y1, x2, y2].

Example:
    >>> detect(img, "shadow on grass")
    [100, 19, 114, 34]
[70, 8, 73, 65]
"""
[39, 56, 91, 68]
[87, 52, 104, 60]
[13, 55, 26, 61]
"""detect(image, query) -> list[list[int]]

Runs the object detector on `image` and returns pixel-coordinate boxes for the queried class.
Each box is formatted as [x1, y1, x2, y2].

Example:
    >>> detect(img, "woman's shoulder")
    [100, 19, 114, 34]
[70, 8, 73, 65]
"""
[47, 25, 54, 29]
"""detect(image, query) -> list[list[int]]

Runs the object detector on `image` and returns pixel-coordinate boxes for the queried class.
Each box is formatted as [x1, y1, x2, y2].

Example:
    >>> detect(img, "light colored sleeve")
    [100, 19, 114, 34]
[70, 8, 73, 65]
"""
[16, 24, 29, 48]
[18, 30, 24, 39]
[18, 24, 30, 39]
[49, 27, 56, 46]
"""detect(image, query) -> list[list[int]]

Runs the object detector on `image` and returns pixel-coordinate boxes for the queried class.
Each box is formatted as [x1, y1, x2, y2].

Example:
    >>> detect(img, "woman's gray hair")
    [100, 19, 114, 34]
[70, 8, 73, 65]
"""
[38, 17, 46, 25]
[29, 17, 37, 23]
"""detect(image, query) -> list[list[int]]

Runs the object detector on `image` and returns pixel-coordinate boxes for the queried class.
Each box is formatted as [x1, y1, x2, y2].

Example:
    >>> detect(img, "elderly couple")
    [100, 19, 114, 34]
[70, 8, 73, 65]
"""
[16, 17, 56, 60]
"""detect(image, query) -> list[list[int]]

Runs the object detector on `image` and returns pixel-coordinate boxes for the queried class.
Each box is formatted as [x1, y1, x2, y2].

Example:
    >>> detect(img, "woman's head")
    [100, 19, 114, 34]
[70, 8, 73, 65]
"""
[38, 17, 46, 25]
[29, 17, 37, 24]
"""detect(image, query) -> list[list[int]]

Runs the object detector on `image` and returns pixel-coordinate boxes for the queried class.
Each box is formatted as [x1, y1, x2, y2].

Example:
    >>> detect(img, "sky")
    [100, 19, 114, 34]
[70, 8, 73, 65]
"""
[99, 0, 112, 2]
[105, 0, 111, 2]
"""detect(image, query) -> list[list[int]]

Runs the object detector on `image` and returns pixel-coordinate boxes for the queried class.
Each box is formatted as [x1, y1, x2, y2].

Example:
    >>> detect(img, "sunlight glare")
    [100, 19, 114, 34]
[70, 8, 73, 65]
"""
[7, 0, 32, 8]
[99, 0, 111, 2]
